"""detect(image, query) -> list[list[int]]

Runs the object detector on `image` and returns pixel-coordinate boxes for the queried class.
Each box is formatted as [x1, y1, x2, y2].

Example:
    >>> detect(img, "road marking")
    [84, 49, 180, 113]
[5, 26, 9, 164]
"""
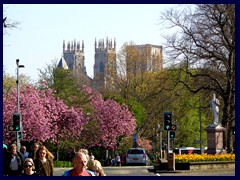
[156, 173, 161, 176]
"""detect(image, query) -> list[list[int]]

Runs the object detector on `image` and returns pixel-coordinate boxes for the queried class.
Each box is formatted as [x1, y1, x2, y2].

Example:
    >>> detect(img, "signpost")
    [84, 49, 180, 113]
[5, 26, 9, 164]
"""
[194, 140, 203, 144]
[133, 133, 137, 148]
[163, 112, 177, 171]
[16, 59, 24, 151]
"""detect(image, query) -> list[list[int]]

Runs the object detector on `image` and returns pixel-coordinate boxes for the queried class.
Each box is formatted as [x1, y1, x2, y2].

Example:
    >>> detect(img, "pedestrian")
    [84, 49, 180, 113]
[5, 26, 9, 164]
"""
[20, 145, 29, 162]
[111, 158, 116, 166]
[3, 143, 9, 176]
[29, 142, 40, 160]
[88, 159, 106, 176]
[62, 151, 95, 176]
[78, 148, 89, 161]
[162, 143, 167, 159]
[115, 154, 121, 166]
[21, 158, 38, 176]
[34, 145, 54, 176]
[89, 152, 95, 163]
[5, 143, 23, 176]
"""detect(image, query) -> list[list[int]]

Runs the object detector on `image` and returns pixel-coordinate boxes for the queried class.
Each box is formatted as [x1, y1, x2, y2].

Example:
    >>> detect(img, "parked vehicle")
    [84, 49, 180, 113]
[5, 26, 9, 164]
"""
[173, 147, 208, 155]
[126, 148, 150, 166]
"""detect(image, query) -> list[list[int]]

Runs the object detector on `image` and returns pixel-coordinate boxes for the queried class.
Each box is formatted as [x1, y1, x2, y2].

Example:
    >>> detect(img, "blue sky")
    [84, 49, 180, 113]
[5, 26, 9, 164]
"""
[3, 4, 176, 82]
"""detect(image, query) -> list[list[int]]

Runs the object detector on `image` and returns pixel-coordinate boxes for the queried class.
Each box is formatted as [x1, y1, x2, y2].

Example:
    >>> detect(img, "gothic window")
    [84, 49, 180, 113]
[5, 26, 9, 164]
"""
[100, 62, 104, 72]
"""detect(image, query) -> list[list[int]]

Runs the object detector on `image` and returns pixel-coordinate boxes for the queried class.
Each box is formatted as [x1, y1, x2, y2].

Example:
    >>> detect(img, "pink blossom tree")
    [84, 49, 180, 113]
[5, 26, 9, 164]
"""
[3, 82, 136, 156]
[3, 83, 86, 147]
[81, 85, 136, 148]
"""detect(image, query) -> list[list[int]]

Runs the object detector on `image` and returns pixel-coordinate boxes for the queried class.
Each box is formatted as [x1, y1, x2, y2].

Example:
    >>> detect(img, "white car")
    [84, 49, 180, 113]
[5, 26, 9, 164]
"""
[126, 148, 149, 165]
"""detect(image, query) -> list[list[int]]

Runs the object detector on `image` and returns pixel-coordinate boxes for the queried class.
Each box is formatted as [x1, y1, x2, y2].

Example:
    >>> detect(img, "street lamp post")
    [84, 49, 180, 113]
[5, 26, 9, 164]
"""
[199, 97, 202, 154]
[156, 124, 162, 159]
[16, 59, 24, 151]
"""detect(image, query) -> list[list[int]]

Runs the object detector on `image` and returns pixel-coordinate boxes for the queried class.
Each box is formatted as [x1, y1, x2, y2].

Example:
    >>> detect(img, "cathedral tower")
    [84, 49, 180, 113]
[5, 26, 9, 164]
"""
[93, 37, 116, 91]
[58, 39, 87, 79]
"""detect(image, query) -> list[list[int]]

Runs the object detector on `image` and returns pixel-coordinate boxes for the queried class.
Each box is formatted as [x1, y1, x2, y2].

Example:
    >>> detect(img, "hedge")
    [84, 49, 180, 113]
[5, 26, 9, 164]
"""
[54, 161, 72, 167]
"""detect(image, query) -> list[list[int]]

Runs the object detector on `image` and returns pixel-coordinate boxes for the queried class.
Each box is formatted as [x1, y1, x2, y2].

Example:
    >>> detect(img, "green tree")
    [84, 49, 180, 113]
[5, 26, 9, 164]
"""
[38, 62, 91, 109]
[159, 4, 235, 152]
[37, 59, 58, 88]
[52, 67, 90, 110]
[3, 68, 32, 96]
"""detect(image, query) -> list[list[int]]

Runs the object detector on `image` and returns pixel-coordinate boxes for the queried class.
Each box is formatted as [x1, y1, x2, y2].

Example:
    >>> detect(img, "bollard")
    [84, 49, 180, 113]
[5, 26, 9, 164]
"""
[167, 152, 175, 171]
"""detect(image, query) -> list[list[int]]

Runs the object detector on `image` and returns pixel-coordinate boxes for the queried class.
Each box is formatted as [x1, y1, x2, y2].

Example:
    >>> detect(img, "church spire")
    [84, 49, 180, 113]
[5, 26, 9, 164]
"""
[82, 40, 84, 52]
[106, 37, 108, 49]
[74, 39, 76, 51]
[95, 37, 97, 50]
[63, 40, 65, 53]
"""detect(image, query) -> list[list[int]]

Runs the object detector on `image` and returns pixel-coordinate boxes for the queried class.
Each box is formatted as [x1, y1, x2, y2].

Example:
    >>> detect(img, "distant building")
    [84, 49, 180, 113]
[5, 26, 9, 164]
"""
[93, 38, 117, 91]
[57, 40, 163, 92]
[126, 44, 163, 75]
[57, 39, 92, 86]
[58, 40, 86, 76]
[57, 38, 117, 91]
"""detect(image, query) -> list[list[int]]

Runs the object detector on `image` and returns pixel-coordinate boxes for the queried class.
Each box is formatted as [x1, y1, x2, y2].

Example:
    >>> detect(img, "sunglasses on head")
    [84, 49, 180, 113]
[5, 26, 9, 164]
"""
[24, 164, 33, 168]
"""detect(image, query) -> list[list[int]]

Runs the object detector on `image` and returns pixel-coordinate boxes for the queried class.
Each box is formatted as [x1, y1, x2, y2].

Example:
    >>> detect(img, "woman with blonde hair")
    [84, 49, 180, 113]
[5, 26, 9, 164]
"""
[21, 158, 38, 176]
[88, 159, 106, 176]
[34, 145, 54, 176]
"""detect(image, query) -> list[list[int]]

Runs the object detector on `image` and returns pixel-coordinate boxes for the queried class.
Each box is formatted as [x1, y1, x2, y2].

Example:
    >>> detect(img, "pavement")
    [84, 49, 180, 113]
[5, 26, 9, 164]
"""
[54, 168, 71, 176]
[148, 167, 235, 176]
[54, 166, 235, 176]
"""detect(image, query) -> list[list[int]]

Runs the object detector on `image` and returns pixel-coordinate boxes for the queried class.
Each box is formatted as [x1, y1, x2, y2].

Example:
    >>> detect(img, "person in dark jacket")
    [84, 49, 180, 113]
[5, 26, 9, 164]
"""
[3, 144, 9, 176]
[5, 144, 23, 176]
[34, 145, 54, 176]
[28, 142, 40, 160]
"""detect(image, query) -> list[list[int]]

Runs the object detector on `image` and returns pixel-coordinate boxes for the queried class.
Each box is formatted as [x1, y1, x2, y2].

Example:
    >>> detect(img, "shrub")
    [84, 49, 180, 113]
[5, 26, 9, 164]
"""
[175, 153, 235, 163]
[54, 161, 72, 167]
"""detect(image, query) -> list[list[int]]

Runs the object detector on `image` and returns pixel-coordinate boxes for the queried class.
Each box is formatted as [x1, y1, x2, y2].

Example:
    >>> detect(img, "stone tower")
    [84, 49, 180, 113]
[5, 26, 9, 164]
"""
[58, 39, 87, 79]
[126, 44, 163, 76]
[93, 37, 116, 91]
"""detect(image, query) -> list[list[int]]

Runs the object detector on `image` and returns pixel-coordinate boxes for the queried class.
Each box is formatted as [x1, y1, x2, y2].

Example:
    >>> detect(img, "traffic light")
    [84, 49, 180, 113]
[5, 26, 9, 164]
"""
[12, 113, 22, 131]
[17, 131, 23, 139]
[170, 123, 177, 131]
[7, 124, 15, 132]
[170, 131, 176, 139]
[232, 127, 235, 135]
[164, 112, 172, 130]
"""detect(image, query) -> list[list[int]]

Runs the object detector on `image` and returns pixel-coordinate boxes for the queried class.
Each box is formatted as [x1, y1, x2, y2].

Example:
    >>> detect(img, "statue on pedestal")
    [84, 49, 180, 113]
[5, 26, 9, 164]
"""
[209, 94, 220, 126]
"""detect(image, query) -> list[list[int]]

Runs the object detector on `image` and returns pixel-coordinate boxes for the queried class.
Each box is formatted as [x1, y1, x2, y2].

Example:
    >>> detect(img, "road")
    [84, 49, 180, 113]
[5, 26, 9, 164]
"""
[54, 166, 156, 176]
[153, 169, 235, 176]
[54, 166, 235, 176]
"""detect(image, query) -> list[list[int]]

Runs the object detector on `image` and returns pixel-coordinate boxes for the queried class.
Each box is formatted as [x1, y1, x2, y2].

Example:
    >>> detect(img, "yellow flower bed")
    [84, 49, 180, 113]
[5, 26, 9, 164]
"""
[175, 153, 235, 163]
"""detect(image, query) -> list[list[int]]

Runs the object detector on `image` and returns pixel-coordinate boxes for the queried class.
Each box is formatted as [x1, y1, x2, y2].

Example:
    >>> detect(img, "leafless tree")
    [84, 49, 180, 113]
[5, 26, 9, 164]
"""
[160, 4, 235, 151]
[3, 6, 21, 35]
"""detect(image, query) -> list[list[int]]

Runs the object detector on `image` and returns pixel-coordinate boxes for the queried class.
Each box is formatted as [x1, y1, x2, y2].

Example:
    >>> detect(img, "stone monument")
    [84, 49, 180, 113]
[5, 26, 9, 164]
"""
[205, 94, 226, 154]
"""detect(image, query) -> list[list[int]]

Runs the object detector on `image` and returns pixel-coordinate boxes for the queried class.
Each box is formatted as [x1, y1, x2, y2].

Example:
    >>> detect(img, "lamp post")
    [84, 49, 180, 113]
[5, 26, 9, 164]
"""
[158, 124, 162, 159]
[16, 59, 24, 151]
[199, 97, 202, 154]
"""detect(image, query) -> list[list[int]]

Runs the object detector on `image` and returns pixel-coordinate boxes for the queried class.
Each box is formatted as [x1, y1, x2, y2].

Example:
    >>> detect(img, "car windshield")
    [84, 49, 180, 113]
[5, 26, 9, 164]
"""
[128, 149, 144, 154]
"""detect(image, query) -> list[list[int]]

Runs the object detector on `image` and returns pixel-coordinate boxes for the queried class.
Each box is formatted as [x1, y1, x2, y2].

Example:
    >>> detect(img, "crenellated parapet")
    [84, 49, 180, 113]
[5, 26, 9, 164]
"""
[63, 39, 84, 53]
[95, 37, 116, 52]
